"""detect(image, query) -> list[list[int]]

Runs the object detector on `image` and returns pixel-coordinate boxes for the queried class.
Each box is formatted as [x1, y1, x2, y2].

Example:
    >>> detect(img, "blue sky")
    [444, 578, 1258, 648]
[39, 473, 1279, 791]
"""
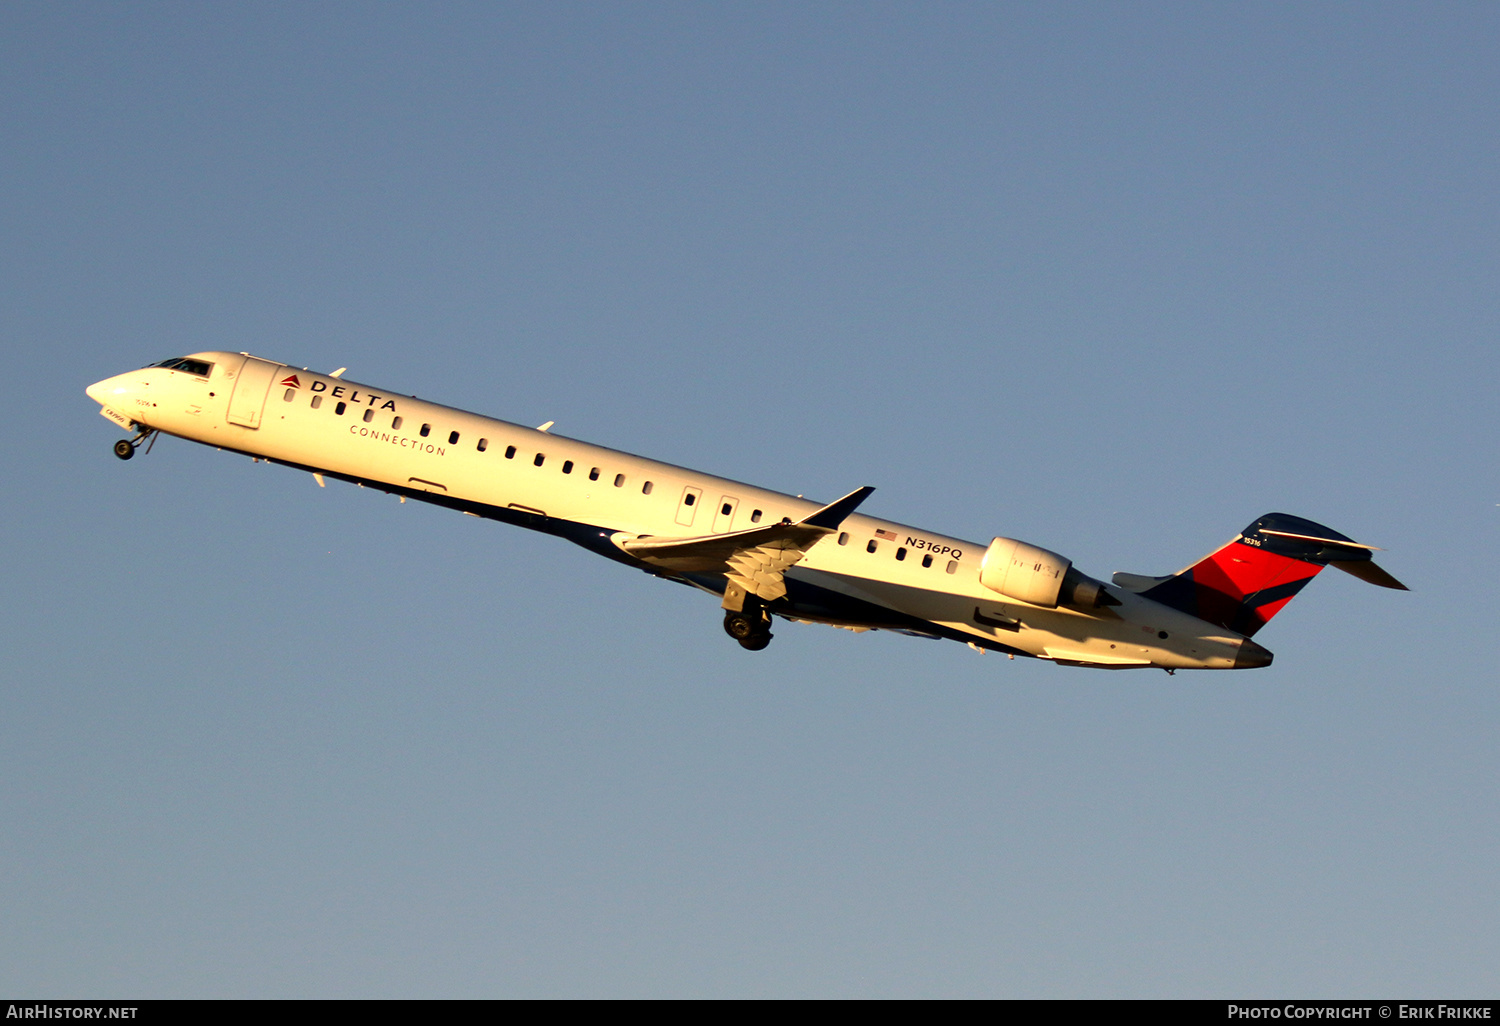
[2, 2, 1496, 997]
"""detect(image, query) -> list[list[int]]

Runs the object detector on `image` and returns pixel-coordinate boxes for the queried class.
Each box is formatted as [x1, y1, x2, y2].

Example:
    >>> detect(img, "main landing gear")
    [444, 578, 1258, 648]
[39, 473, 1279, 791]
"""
[112, 429, 156, 461]
[723, 607, 774, 652]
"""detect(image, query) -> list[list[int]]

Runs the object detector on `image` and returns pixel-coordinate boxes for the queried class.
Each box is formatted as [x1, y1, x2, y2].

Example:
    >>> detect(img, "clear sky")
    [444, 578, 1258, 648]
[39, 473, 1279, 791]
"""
[2, 1, 1496, 998]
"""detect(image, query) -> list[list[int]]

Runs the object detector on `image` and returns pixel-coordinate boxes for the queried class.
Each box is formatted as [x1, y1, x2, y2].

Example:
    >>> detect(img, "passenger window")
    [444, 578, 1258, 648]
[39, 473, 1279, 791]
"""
[477, 438, 488, 452]
[562, 460, 573, 474]
[838, 532, 848, 545]
[534, 453, 545, 467]
[589, 467, 600, 481]
[283, 388, 295, 402]
[392, 416, 403, 429]
[751, 510, 762, 523]
[721, 503, 732, 516]
[867, 540, 878, 554]
[310, 395, 323, 409]
[642, 481, 653, 495]
[449, 430, 460, 445]
[946, 560, 958, 574]
[420, 424, 431, 437]
[921, 554, 933, 568]
[335, 401, 346, 415]
[614, 474, 625, 487]
[363, 409, 374, 423]
[505, 445, 516, 459]
[896, 547, 907, 561]
[684, 493, 696, 506]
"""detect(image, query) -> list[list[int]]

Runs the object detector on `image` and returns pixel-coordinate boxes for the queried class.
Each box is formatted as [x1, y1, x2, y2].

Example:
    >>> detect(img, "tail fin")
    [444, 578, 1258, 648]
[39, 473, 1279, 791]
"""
[1113, 513, 1408, 637]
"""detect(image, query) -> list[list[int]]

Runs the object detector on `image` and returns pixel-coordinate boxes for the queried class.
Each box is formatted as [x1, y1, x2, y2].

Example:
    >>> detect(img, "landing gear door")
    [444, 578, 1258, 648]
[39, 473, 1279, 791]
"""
[227, 357, 280, 428]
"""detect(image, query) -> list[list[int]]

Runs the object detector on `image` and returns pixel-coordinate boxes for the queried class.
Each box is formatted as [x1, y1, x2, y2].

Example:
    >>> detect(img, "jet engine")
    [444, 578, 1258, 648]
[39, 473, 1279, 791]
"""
[978, 537, 1118, 609]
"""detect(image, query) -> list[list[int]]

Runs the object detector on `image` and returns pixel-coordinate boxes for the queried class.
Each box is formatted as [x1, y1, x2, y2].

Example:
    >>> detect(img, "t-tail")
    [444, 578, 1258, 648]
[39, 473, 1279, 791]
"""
[1112, 513, 1408, 638]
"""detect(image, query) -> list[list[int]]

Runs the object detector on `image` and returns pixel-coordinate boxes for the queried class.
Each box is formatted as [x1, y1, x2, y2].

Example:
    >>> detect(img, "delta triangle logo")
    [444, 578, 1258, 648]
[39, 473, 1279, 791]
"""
[280, 374, 302, 388]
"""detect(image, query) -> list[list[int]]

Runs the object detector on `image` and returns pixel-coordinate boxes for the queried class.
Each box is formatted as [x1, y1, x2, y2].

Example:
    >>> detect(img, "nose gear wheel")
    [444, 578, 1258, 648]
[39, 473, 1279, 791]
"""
[112, 428, 157, 461]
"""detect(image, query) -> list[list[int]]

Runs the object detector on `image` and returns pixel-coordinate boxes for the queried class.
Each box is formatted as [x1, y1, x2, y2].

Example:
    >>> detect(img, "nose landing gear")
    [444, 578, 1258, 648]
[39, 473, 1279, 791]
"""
[112, 429, 157, 461]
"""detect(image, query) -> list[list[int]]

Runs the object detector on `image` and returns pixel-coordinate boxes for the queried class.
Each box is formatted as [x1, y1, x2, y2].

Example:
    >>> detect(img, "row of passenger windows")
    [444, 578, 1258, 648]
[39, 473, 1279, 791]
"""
[287, 387, 655, 493]
[286, 387, 957, 567]
[834, 531, 959, 573]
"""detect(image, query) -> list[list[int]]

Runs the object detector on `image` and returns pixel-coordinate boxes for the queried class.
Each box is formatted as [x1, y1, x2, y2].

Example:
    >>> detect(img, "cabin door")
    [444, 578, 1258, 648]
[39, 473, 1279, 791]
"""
[713, 496, 739, 533]
[676, 486, 702, 527]
[226, 357, 280, 429]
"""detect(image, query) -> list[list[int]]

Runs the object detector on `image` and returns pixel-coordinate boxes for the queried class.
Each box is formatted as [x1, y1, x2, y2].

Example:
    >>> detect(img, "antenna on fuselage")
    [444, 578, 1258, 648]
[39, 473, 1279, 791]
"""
[329, 368, 347, 379]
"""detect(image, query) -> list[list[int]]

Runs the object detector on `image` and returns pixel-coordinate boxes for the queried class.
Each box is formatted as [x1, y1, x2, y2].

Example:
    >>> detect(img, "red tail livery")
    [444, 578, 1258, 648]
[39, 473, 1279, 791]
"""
[1126, 513, 1408, 637]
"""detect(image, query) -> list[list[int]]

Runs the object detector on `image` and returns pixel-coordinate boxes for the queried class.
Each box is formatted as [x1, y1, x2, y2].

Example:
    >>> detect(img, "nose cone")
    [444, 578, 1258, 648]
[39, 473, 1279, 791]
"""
[87, 372, 131, 406]
[1234, 638, 1274, 670]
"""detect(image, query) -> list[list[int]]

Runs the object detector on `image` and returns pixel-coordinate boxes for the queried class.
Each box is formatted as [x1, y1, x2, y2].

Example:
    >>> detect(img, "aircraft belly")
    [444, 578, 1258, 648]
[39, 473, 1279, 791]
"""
[788, 566, 1022, 644]
[787, 565, 1239, 668]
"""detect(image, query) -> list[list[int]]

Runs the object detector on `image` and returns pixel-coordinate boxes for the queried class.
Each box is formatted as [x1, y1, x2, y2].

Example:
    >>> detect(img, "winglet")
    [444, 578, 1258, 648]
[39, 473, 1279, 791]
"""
[798, 486, 875, 531]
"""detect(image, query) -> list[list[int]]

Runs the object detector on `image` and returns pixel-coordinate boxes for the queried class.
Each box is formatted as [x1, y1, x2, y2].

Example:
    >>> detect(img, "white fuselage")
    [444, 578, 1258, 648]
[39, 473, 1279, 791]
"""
[87, 352, 1260, 670]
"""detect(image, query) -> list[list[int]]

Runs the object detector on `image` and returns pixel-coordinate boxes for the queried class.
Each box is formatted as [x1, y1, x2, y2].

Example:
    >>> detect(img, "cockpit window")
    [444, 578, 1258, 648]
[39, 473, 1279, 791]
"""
[151, 357, 213, 376]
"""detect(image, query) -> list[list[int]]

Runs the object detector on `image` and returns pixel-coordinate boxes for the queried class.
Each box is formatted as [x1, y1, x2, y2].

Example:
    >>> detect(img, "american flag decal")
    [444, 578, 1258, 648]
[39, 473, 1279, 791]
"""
[875, 529, 898, 541]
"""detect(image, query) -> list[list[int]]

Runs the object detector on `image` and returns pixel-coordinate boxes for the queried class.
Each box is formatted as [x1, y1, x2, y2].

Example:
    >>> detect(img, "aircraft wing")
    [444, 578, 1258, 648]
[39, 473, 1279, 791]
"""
[615, 486, 874, 601]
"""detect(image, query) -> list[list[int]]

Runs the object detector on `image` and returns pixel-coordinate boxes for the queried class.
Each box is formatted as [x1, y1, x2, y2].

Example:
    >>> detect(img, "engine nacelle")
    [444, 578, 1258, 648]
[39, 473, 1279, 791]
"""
[978, 537, 1072, 607]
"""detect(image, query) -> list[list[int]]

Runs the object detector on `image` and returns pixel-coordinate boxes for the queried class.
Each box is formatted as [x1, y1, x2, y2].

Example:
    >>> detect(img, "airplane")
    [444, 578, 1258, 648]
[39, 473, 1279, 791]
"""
[86, 352, 1407, 671]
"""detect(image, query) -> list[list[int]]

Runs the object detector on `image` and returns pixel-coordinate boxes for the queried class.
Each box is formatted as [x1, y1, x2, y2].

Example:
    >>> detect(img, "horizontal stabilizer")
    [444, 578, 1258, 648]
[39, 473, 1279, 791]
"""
[1330, 559, 1409, 590]
[1259, 529, 1381, 551]
[1111, 571, 1174, 594]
